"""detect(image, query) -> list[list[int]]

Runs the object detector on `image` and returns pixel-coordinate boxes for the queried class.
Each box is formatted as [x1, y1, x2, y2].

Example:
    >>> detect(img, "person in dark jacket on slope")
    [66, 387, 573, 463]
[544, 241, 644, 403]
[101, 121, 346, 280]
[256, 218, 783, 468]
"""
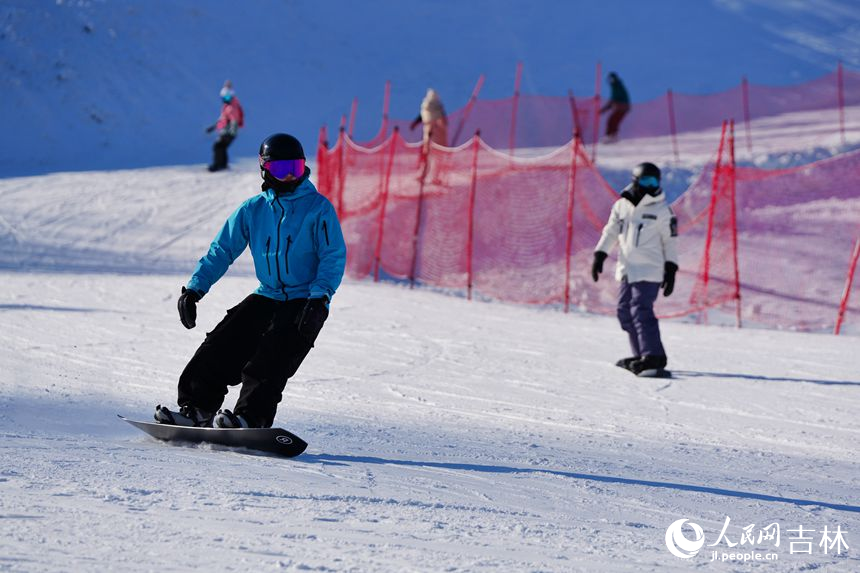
[600, 72, 631, 142]
[155, 133, 347, 429]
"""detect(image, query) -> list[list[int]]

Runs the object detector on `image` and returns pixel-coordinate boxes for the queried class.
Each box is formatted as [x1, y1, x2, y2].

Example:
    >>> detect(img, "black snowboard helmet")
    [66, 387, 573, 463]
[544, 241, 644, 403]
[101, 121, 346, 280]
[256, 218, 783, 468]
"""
[259, 133, 308, 193]
[632, 162, 661, 196]
[259, 133, 305, 163]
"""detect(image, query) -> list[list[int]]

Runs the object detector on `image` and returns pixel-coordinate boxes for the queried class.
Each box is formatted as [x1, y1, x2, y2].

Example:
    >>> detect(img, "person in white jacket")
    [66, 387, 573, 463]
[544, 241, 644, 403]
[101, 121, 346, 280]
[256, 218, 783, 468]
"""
[591, 162, 678, 376]
[409, 88, 448, 147]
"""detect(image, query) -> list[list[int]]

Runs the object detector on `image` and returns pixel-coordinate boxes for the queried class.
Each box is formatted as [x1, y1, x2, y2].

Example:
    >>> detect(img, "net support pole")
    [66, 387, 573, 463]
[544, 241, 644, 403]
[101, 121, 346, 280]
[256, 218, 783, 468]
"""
[563, 134, 580, 313]
[835, 237, 860, 335]
[452, 74, 485, 147]
[667, 89, 680, 162]
[316, 125, 329, 200]
[509, 62, 523, 155]
[729, 120, 742, 328]
[701, 121, 728, 324]
[741, 76, 753, 155]
[335, 127, 347, 220]
[568, 89, 582, 139]
[838, 61, 846, 145]
[591, 61, 602, 162]
[318, 125, 328, 150]
[466, 131, 481, 301]
[381, 80, 391, 140]
[348, 97, 358, 139]
[373, 128, 399, 282]
[409, 137, 429, 288]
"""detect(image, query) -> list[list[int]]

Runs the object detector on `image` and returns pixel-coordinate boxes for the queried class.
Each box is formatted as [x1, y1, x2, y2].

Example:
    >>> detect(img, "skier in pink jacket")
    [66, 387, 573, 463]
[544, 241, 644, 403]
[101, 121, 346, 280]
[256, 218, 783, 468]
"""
[206, 80, 245, 172]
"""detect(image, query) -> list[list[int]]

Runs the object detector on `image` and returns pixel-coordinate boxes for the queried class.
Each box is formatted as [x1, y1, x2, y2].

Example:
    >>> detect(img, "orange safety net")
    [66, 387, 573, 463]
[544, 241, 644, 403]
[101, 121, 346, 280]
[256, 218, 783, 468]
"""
[731, 149, 860, 331]
[320, 124, 745, 320]
[350, 67, 859, 157]
[319, 123, 860, 333]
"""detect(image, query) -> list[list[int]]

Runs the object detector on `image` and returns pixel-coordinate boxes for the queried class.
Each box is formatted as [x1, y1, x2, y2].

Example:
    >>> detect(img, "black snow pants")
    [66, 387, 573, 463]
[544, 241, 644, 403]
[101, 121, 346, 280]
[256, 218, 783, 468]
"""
[177, 294, 318, 428]
[605, 103, 630, 137]
[211, 133, 235, 171]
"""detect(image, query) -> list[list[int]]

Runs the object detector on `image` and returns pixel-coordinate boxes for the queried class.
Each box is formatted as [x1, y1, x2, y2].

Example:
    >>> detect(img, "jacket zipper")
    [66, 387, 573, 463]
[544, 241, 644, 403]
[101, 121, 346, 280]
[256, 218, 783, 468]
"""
[285, 235, 292, 274]
[322, 220, 330, 246]
[275, 198, 286, 288]
[265, 236, 272, 275]
[635, 223, 643, 247]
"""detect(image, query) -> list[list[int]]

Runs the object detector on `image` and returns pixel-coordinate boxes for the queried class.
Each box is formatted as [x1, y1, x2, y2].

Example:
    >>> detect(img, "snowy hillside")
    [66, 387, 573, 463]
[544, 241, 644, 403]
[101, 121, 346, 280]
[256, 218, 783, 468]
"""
[1, 164, 859, 572]
[3, 0, 860, 176]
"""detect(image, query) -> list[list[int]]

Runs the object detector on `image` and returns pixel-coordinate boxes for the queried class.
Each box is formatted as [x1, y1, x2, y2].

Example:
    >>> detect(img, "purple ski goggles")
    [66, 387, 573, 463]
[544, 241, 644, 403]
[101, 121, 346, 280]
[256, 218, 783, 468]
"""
[261, 158, 305, 180]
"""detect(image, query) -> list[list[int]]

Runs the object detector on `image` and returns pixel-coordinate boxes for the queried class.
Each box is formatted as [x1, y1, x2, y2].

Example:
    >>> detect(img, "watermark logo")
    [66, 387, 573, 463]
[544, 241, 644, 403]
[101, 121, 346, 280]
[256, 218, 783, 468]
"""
[663, 516, 849, 562]
[665, 519, 705, 559]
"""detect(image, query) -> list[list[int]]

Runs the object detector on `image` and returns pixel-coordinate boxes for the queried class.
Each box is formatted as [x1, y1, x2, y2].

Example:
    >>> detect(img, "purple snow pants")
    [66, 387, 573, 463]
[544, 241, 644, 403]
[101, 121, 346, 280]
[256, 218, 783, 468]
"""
[617, 278, 665, 358]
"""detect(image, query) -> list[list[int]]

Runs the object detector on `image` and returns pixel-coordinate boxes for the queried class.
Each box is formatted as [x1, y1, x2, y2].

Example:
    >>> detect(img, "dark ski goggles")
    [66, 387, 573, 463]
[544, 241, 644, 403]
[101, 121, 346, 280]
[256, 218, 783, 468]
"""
[261, 158, 305, 180]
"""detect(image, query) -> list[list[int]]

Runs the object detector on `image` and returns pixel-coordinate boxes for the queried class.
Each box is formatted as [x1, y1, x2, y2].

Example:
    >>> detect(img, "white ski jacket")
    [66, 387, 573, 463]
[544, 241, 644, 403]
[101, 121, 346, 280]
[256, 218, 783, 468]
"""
[595, 189, 679, 283]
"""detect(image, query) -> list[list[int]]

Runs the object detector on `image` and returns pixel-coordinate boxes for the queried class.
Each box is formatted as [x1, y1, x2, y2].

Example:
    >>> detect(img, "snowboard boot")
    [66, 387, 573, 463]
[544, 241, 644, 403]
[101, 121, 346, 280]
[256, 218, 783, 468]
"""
[630, 355, 668, 377]
[154, 404, 214, 427]
[213, 409, 250, 429]
[615, 356, 640, 371]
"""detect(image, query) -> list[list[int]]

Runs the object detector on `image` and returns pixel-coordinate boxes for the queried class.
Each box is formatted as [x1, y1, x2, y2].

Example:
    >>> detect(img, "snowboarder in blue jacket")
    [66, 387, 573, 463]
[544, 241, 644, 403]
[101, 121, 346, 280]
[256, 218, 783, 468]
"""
[155, 133, 347, 428]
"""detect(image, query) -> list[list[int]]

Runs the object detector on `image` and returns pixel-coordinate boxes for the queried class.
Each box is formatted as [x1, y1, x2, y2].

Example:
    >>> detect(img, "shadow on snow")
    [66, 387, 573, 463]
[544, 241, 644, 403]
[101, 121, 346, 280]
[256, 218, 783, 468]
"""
[301, 453, 860, 514]
[673, 370, 860, 387]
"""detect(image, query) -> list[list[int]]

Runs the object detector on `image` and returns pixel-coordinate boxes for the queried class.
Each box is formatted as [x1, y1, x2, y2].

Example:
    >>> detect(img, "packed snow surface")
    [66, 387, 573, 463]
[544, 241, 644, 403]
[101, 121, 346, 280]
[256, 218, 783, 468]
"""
[0, 159, 858, 572]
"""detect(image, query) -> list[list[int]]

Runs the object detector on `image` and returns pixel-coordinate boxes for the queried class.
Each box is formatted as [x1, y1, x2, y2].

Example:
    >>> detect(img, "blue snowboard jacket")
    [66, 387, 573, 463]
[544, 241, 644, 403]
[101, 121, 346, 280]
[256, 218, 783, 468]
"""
[187, 179, 346, 301]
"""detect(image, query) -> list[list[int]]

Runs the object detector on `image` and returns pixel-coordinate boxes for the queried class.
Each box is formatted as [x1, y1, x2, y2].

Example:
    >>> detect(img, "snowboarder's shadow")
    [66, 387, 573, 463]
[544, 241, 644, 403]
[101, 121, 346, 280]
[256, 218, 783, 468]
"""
[300, 453, 860, 514]
[0, 303, 114, 313]
[671, 370, 860, 387]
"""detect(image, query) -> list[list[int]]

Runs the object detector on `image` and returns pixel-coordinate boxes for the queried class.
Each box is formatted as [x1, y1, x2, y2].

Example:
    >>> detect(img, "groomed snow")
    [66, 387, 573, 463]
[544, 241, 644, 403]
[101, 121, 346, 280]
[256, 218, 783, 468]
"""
[0, 158, 858, 571]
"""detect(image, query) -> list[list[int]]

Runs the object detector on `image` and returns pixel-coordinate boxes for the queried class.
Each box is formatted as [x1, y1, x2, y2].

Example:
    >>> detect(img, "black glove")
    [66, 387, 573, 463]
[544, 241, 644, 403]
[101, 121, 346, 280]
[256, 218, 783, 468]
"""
[205, 124, 216, 133]
[662, 262, 678, 297]
[177, 287, 202, 329]
[409, 117, 421, 131]
[591, 251, 608, 282]
[295, 297, 329, 346]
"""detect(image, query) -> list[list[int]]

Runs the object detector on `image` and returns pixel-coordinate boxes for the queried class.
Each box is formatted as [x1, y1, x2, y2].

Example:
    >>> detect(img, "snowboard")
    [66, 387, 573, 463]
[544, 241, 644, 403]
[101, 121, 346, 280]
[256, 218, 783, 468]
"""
[119, 415, 307, 457]
[616, 361, 672, 378]
[636, 368, 672, 379]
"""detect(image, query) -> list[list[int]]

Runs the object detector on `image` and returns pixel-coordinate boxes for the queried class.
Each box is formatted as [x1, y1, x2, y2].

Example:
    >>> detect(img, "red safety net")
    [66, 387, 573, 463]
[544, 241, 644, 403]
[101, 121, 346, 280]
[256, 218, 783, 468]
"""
[350, 68, 860, 155]
[319, 123, 860, 333]
[731, 149, 860, 331]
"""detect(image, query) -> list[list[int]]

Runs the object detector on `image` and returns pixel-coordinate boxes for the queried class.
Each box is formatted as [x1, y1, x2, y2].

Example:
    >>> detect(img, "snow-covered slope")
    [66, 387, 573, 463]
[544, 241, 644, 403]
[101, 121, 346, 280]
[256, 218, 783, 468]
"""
[1, 164, 858, 572]
[4, 0, 860, 177]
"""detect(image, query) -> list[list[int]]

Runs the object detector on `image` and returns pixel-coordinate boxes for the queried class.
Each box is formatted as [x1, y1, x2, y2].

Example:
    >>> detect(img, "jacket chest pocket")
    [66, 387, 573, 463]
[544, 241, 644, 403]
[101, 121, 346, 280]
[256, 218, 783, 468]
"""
[634, 217, 659, 247]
